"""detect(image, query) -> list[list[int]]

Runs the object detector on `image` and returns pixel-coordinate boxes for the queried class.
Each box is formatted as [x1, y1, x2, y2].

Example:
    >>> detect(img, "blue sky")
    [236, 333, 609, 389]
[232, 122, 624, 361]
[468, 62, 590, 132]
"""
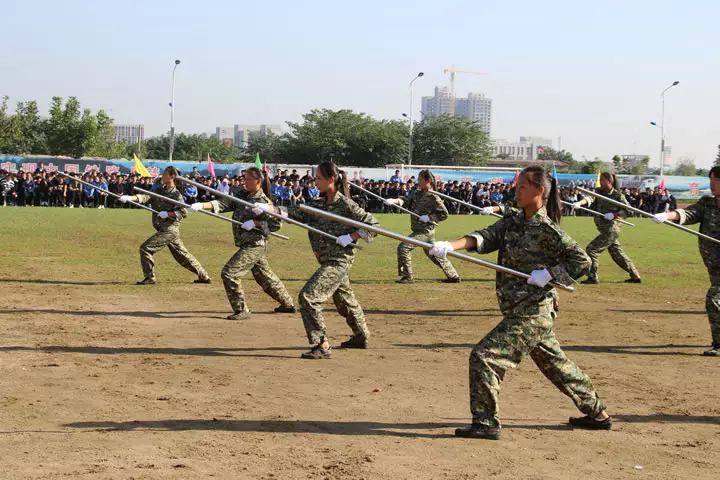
[2, 0, 718, 167]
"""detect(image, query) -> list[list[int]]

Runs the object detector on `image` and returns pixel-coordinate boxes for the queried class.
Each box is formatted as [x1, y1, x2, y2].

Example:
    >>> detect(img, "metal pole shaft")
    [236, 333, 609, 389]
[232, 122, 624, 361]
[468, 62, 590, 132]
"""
[408, 83, 414, 167]
[660, 92, 665, 178]
[56, 172, 158, 213]
[432, 189, 503, 218]
[133, 187, 289, 240]
[178, 176, 358, 247]
[349, 182, 420, 218]
[560, 200, 635, 227]
[299, 204, 574, 292]
[577, 186, 720, 245]
[169, 64, 177, 163]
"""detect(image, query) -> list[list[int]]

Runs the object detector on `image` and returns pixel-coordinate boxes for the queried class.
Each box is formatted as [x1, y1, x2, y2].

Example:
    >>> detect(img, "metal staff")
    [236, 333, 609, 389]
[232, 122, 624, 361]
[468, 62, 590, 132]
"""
[57, 171, 158, 213]
[349, 182, 420, 218]
[134, 187, 289, 241]
[577, 186, 720, 246]
[299, 204, 575, 292]
[561, 200, 635, 227]
[179, 177, 360, 248]
[431, 189, 503, 219]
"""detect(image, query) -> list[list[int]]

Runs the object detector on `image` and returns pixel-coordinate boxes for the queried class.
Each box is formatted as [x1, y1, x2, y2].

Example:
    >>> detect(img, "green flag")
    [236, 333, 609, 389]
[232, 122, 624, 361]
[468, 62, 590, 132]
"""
[254, 153, 262, 169]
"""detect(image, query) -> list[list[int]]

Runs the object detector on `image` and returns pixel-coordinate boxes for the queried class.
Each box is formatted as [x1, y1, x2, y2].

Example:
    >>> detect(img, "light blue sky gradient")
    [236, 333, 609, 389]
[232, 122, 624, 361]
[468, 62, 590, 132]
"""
[2, 0, 718, 167]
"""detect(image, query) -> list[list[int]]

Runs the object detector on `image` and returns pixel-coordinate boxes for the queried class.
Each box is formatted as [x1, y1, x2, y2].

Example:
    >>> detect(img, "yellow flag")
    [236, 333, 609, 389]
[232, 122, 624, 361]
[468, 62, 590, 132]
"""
[595, 170, 601, 188]
[133, 153, 151, 177]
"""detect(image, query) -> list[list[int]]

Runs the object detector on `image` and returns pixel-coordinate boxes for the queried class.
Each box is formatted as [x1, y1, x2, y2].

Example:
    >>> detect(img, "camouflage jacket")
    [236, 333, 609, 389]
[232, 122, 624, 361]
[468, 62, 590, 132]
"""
[135, 185, 186, 232]
[583, 188, 630, 232]
[401, 190, 449, 234]
[210, 189, 280, 248]
[289, 192, 378, 264]
[467, 207, 590, 314]
[677, 196, 720, 279]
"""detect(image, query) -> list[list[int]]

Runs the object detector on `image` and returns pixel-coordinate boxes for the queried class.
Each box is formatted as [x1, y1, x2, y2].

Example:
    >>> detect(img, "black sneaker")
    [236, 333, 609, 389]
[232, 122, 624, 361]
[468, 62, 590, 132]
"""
[581, 278, 599, 285]
[568, 415, 612, 430]
[194, 277, 212, 284]
[702, 346, 719, 357]
[340, 336, 368, 349]
[624, 278, 642, 284]
[442, 277, 461, 283]
[396, 277, 414, 284]
[227, 310, 251, 321]
[301, 344, 332, 359]
[274, 305, 297, 313]
[136, 277, 157, 285]
[454, 424, 501, 440]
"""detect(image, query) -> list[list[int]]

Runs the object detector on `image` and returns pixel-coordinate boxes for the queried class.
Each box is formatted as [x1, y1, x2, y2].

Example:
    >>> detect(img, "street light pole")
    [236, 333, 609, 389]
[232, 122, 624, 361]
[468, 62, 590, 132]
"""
[408, 72, 424, 167]
[168, 59, 181, 162]
[658, 80, 679, 178]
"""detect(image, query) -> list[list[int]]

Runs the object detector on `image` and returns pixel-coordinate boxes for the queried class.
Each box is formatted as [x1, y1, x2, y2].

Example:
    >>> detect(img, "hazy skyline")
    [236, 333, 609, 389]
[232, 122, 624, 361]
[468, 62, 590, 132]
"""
[2, 0, 719, 167]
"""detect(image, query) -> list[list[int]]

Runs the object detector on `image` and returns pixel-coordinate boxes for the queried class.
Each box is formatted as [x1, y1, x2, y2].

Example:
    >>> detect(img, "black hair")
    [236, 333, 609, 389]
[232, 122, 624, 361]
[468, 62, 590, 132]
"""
[418, 169, 436, 188]
[520, 166, 562, 223]
[600, 171, 618, 190]
[317, 161, 349, 197]
[709, 166, 720, 179]
[246, 166, 272, 199]
[163, 166, 182, 190]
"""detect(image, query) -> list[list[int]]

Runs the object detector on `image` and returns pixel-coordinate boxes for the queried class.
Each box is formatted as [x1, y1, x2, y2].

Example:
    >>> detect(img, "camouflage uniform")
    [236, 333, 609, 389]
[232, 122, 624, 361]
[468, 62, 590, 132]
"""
[209, 189, 294, 314]
[289, 193, 378, 344]
[135, 186, 210, 281]
[676, 196, 720, 349]
[396, 190, 459, 280]
[464, 207, 606, 428]
[579, 189, 641, 281]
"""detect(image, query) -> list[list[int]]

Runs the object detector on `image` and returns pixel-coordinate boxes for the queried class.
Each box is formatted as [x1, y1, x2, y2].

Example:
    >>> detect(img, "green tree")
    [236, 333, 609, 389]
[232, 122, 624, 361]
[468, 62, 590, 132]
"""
[46, 96, 87, 157]
[537, 146, 576, 171]
[411, 115, 491, 166]
[243, 131, 288, 163]
[673, 158, 698, 176]
[143, 133, 237, 162]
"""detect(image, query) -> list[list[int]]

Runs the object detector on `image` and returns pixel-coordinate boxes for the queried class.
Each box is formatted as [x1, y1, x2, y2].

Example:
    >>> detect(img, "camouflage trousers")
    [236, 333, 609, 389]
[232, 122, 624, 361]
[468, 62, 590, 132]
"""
[586, 228, 640, 281]
[469, 299, 606, 428]
[299, 260, 369, 345]
[706, 275, 720, 348]
[221, 245, 294, 314]
[397, 231, 459, 280]
[140, 229, 209, 281]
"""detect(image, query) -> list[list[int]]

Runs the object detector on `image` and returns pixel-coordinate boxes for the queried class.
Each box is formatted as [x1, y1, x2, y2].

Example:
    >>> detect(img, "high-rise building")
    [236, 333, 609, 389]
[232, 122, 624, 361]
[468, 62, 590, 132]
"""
[114, 124, 144, 144]
[491, 137, 553, 162]
[216, 126, 234, 145]
[215, 124, 283, 147]
[421, 87, 493, 135]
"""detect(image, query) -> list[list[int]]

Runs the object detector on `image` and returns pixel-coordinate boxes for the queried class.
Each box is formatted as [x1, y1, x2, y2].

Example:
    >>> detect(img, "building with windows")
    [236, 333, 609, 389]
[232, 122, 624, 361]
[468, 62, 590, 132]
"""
[114, 124, 144, 145]
[491, 137, 552, 162]
[421, 87, 493, 135]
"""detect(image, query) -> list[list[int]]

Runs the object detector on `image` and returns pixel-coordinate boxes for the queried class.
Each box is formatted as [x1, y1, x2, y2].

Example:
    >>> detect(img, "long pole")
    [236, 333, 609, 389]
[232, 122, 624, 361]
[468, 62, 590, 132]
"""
[299, 204, 575, 292]
[408, 72, 423, 167]
[169, 59, 181, 163]
[178, 176, 360, 248]
[432, 189, 503, 218]
[56, 172, 158, 213]
[659, 81, 679, 179]
[349, 182, 420, 218]
[577, 186, 720, 245]
[560, 200, 635, 227]
[133, 187, 289, 240]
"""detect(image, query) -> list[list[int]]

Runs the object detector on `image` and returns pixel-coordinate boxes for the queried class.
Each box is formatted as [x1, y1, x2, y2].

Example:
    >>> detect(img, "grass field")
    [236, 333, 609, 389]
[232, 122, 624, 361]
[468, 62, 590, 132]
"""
[0, 208, 717, 479]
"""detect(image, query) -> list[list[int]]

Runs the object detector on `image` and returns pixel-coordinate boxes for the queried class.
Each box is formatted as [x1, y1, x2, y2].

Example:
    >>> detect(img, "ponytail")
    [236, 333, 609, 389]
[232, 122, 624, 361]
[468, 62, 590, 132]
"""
[520, 165, 563, 224]
[546, 176, 562, 224]
[418, 169, 436, 189]
[317, 160, 349, 196]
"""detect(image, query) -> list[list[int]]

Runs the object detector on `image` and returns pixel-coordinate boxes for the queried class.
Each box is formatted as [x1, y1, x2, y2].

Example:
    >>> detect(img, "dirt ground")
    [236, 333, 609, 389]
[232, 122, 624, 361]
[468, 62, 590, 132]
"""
[0, 267, 718, 479]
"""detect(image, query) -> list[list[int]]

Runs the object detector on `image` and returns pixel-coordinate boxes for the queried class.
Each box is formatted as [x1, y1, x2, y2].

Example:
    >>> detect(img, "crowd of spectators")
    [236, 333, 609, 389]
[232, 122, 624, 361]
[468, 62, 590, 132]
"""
[0, 166, 676, 216]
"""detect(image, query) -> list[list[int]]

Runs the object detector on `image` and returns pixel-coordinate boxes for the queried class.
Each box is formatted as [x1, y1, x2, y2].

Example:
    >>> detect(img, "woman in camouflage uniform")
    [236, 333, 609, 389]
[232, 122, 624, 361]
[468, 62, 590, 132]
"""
[429, 166, 610, 440]
[119, 166, 211, 285]
[653, 166, 720, 356]
[287, 161, 379, 359]
[573, 172, 641, 284]
[190, 167, 295, 320]
[386, 170, 461, 284]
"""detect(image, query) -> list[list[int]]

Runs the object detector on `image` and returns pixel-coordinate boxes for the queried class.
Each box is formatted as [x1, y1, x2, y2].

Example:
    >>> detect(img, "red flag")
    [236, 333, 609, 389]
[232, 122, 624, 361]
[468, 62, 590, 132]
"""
[207, 153, 216, 178]
[659, 178, 666, 194]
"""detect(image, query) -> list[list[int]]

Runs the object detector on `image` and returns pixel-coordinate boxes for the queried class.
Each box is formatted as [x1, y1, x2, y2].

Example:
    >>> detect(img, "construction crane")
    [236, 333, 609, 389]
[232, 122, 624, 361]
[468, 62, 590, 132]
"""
[443, 65, 487, 116]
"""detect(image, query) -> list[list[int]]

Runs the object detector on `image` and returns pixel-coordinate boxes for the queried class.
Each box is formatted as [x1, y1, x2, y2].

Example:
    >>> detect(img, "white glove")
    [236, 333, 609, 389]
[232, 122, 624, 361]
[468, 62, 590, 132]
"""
[429, 241, 454, 258]
[572, 201, 583, 208]
[385, 198, 403, 206]
[418, 214, 431, 223]
[119, 195, 132, 204]
[480, 207, 495, 216]
[190, 202, 204, 212]
[157, 211, 169, 219]
[357, 229, 372, 243]
[652, 212, 668, 224]
[336, 234, 354, 247]
[527, 268, 553, 287]
[241, 219, 256, 231]
[251, 203, 271, 216]
[603, 212, 616, 221]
